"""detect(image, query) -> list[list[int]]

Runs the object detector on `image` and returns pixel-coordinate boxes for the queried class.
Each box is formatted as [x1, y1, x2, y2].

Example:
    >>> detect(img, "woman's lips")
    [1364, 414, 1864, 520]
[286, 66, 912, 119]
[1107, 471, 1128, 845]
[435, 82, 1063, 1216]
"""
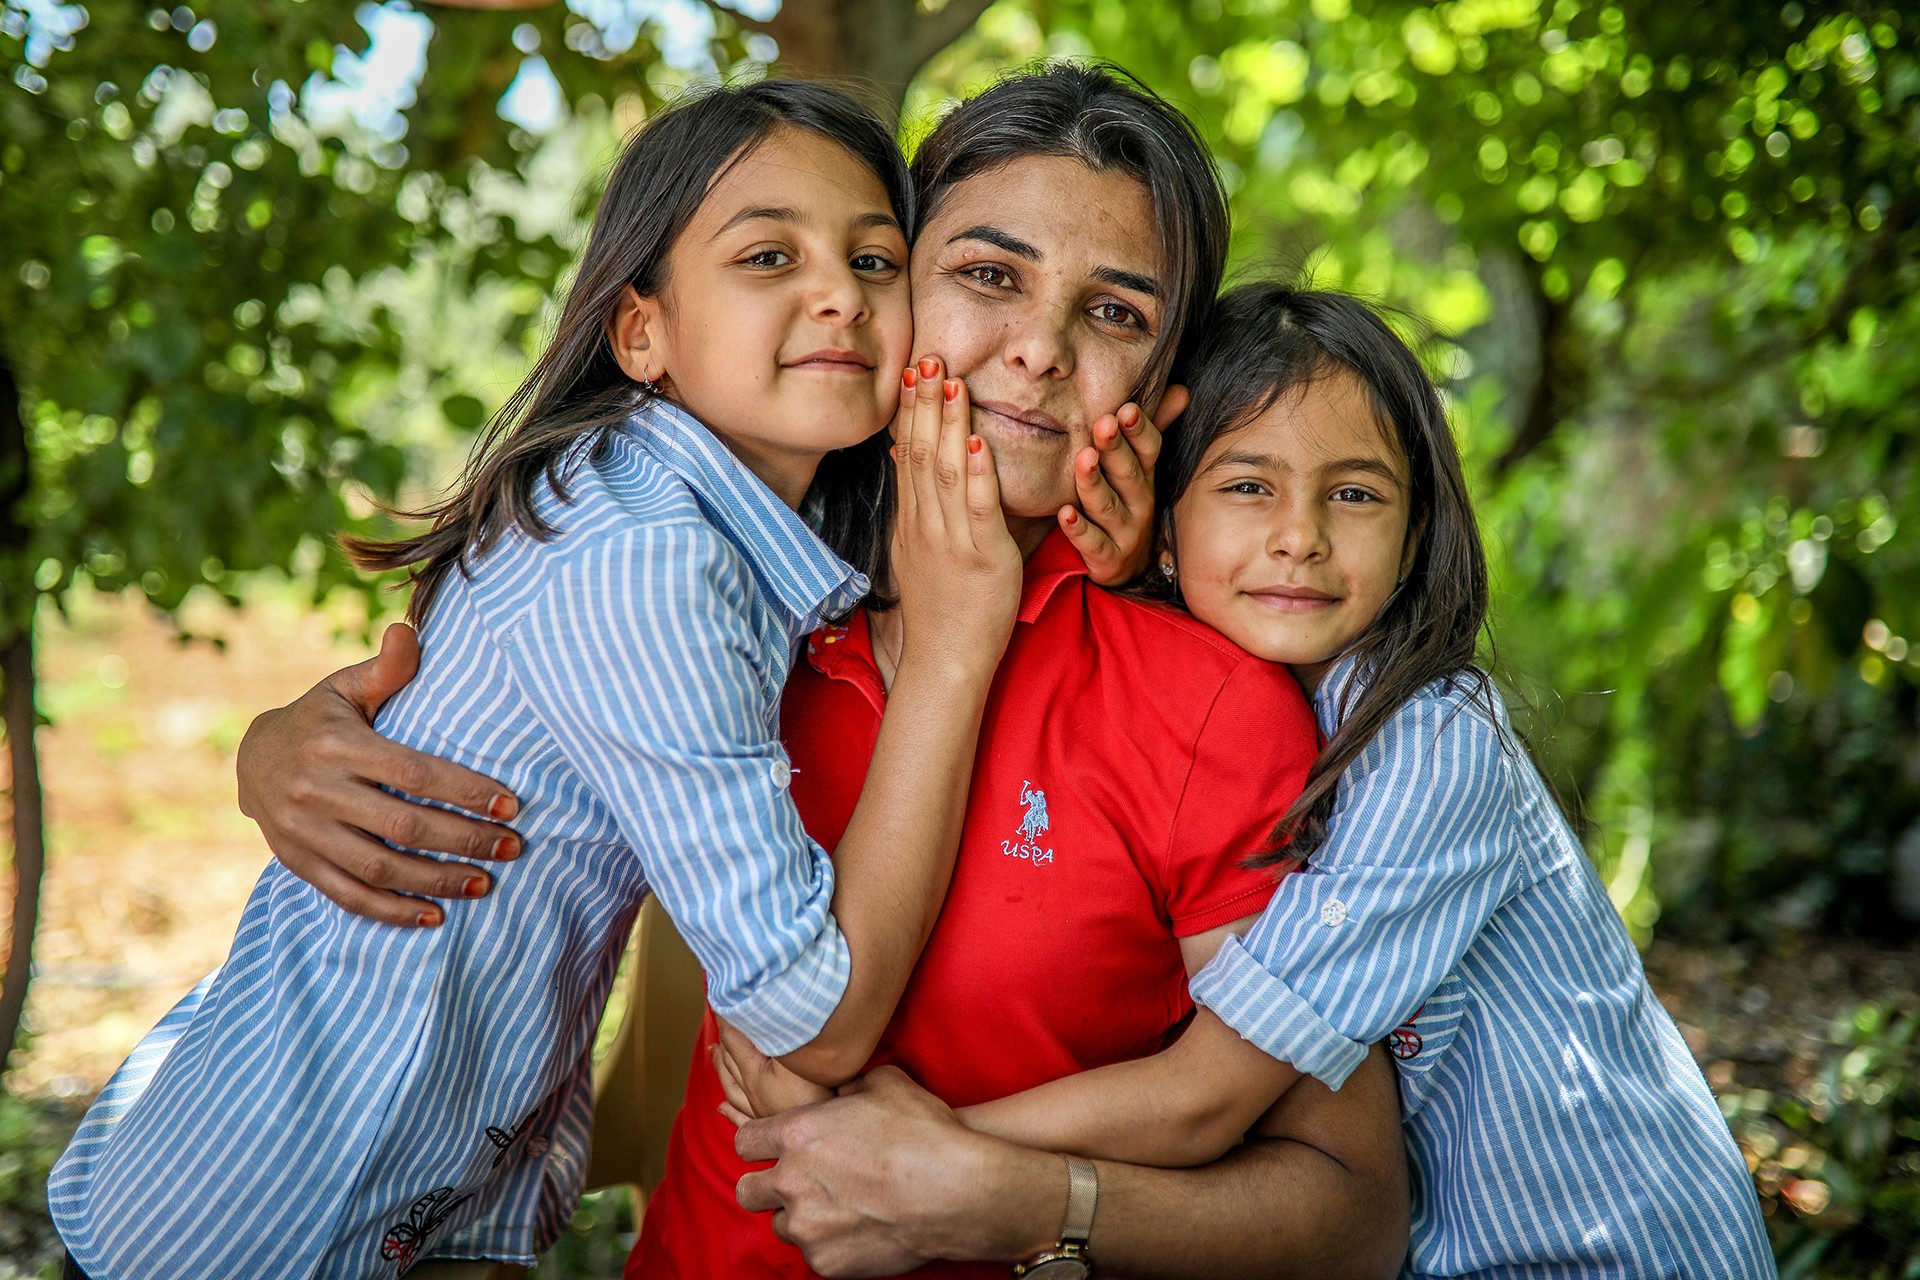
[1244, 586, 1340, 612]
[972, 400, 1066, 439]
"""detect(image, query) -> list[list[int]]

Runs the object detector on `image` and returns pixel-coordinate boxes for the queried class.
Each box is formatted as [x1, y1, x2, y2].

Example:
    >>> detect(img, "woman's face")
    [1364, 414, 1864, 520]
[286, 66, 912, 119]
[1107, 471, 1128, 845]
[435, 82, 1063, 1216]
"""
[908, 157, 1165, 529]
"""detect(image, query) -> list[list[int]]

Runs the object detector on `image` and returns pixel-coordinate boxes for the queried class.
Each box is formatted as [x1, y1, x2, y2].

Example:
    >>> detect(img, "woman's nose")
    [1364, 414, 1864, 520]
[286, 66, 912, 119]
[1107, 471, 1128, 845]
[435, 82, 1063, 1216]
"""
[1001, 303, 1075, 381]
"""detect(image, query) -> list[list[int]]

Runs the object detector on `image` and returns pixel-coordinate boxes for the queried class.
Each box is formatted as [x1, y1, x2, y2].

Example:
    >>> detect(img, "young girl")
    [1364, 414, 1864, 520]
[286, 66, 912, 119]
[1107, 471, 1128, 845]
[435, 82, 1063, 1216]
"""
[49, 81, 1023, 1278]
[937, 284, 1777, 1275]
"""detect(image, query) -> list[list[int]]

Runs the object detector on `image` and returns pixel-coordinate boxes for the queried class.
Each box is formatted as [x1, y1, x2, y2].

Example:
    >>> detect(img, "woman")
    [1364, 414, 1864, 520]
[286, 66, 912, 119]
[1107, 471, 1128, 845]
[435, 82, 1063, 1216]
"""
[238, 64, 1411, 1278]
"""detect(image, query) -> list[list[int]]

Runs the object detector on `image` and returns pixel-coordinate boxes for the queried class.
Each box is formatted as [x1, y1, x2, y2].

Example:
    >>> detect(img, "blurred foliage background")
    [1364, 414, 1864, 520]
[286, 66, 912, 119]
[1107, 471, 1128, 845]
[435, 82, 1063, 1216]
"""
[2, 0, 1917, 1272]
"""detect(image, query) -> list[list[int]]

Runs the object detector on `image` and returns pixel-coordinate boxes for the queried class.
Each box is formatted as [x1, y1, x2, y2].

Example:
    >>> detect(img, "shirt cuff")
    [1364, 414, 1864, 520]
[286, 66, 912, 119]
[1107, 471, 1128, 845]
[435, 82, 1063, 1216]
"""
[707, 904, 853, 1058]
[1189, 934, 1369, 1090]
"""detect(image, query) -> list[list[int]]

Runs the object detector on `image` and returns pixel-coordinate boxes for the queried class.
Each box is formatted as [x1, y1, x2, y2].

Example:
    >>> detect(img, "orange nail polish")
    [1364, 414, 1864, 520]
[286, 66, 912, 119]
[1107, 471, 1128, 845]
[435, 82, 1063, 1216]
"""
[492, 835, 520, 861]
[967, 436, 982, 455]
[1063, 507, 1079, 525]
[464, 875, 489, 898]
[487, 794, 518, 821]
[919, 357, 939, 378]
[417, 910, 441, 927]
[903, 368, 917, 389]
[944, 380, 959, 402]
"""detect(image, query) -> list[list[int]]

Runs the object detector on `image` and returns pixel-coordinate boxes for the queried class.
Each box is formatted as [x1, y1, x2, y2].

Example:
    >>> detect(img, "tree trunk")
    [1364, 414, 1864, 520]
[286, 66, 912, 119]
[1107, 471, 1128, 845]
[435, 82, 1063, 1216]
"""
[0, 345, 42, 1079]
[425, 0, 998, 116]
[764, 0, 998, 115]
[0, 624, 41, 1079]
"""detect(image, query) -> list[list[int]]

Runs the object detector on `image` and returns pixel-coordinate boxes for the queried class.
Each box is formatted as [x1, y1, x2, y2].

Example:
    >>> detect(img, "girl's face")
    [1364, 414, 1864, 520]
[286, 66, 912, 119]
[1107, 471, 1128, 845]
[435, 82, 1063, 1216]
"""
[908, 157, 1165, 534]
[617, 127, 913, 505]
[1169, 369, 1415, 690]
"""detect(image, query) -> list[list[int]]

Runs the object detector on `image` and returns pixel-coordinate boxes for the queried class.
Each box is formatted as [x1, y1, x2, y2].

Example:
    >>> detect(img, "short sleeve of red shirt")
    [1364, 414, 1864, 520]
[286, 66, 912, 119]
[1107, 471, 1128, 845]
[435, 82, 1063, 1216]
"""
[1155, 653, 1319, 936]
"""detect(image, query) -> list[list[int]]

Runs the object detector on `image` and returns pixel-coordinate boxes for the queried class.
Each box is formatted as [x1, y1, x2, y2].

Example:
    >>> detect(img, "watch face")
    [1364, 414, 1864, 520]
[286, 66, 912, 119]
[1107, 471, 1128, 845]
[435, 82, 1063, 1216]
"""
[1022, 1260, 1091, 1280]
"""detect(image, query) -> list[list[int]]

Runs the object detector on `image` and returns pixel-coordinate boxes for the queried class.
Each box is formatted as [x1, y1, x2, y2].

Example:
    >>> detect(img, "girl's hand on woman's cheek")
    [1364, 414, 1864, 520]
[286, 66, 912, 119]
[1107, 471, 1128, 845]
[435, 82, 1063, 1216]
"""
[890, 356, 1022, 681]
[1060, 385, 1186, 586]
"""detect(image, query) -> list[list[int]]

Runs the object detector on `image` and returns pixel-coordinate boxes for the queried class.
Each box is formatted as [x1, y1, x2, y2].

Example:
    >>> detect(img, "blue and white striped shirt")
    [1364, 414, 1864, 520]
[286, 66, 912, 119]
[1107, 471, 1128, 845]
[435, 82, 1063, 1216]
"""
[49, 400, 868, 1278]
[1191, 659, 1774, 1278]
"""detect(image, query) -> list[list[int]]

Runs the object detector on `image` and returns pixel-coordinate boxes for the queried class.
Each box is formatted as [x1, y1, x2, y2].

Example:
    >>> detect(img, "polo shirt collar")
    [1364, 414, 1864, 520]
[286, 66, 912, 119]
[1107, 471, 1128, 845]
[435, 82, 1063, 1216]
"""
[1017, 530, 1090, 624]
[624, 398, 868, 629]
[805, 530, 1090, 690]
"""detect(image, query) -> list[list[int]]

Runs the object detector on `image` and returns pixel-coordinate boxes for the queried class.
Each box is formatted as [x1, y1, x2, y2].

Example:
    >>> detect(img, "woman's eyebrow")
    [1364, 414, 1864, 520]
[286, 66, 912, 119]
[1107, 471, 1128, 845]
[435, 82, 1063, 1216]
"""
[1093, 265, 1159, 298]
[946, 225, 1039, 260]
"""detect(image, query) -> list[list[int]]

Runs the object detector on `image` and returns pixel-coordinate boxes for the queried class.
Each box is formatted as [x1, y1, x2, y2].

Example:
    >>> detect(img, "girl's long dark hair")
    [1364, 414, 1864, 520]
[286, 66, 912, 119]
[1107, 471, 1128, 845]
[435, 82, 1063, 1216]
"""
[1153, 284, 1492, 865]
[347, 80, 913, 624]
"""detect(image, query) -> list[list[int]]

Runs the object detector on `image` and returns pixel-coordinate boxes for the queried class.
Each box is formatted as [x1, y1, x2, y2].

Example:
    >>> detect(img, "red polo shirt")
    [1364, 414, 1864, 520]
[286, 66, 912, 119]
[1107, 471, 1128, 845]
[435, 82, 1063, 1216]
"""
[628, 532, 1318, 1279]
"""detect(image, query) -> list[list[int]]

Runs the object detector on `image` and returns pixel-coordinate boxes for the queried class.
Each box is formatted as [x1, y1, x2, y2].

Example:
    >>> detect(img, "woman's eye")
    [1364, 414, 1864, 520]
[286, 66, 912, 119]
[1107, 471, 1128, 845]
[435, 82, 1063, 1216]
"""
[1224, 480, 1269, 496]
[1332, 486, 1377, 504]
[1091, 301, 1144, 329]
[851, 252, 900, 275]
[961, 263, 1013, 289]
[744, 249, 793, 269]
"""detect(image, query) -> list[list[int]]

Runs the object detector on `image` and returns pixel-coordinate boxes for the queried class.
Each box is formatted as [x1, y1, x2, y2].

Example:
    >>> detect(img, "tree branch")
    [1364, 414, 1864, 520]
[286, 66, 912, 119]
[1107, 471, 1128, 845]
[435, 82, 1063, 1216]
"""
[910, 0, 996, 69]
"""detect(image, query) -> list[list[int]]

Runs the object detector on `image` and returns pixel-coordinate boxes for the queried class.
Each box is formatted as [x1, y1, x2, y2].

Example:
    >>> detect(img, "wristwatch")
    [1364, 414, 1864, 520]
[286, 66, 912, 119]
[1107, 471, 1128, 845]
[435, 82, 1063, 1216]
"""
[1012, 1156, 1098, 1278]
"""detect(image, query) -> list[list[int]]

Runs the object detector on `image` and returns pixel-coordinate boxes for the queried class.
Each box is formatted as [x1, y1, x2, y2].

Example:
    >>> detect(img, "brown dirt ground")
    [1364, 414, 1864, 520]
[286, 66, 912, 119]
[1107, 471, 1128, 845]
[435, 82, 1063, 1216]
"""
[4, 585, 383, 1098]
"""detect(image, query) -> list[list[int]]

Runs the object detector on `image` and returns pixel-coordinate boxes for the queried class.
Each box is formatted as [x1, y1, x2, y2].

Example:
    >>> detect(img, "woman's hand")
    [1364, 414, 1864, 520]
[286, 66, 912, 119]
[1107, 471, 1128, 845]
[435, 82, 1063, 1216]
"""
[715, 1018, 833, 1124]
[889, 356, 1022, 681]
[1058, 386, 1186, 587]
[237, 622, 522, 927]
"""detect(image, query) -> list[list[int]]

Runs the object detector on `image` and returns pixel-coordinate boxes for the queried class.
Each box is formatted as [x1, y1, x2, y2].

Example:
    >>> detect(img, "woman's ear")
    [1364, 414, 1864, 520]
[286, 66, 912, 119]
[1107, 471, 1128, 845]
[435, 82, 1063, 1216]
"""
[609, 285, 668, 386]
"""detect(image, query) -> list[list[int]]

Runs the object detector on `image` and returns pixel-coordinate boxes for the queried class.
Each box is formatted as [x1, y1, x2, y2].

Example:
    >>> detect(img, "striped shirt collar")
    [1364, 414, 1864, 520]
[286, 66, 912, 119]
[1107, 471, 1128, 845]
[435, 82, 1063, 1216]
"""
[624, 398, 869, 629]
[1309, 651, 1368, 735]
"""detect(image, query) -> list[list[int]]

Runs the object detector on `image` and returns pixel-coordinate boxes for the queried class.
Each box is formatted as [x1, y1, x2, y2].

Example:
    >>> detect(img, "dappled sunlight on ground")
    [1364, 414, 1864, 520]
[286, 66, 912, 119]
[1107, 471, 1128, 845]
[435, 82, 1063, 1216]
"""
[4, 586, 383, 1098]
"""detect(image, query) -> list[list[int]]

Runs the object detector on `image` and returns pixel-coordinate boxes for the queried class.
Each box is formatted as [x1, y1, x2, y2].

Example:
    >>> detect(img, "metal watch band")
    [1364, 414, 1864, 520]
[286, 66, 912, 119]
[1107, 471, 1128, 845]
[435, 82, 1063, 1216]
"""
[1062, 1155, 1099, 1247]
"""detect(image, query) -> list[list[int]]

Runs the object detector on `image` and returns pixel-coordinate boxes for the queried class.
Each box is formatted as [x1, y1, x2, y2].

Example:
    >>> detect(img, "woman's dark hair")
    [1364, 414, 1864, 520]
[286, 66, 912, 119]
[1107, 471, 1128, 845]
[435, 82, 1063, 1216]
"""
[834, 60, 1232, 608]
[1153, 284, 1492, 866]
[347, 79, 913, 624]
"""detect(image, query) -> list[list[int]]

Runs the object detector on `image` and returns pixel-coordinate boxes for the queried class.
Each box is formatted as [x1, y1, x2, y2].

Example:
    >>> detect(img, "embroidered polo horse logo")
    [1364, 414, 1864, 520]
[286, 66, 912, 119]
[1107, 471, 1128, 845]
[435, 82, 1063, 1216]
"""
[1001, 780, 1054, 865]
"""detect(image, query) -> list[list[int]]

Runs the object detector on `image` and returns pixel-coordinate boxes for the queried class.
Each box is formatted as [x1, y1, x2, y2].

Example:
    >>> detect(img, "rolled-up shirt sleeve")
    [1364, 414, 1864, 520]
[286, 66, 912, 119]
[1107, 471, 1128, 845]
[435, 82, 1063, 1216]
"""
[1190, 688, 1522, 1089]
[503, 519, 849, 1056]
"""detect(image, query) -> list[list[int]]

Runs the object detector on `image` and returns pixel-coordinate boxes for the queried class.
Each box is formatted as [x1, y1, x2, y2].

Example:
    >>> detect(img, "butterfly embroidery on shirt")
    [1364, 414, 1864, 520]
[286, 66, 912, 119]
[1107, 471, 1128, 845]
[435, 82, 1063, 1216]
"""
[1000, 779, 1054, 865]
[485, 1103, 547, 1169]
[380, 1185, 474, 1274]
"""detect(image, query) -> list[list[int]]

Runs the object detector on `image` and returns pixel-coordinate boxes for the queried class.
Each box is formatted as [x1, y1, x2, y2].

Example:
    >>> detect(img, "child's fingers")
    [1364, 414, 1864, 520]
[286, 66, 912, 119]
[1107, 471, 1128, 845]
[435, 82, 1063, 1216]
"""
[713, 1041, 756, 1118]
[1076, 439, 1129, 528]
[891, 366, 920, 526]
[1058, 502, 1124, 578]
[718, 1099, 752, 1129]
[936, 375, 972, 539]
[965, 425, 1004, 537]
[905, 356, 945, 521]
[1128, 389, 1181, 471]
[1095, 411, 1153, 518]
